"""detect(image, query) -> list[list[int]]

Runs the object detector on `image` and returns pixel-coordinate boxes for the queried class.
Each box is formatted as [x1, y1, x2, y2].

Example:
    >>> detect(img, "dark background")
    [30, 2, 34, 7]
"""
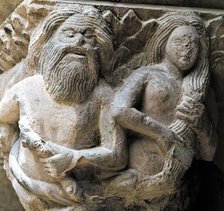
[85, 0, 224, 10]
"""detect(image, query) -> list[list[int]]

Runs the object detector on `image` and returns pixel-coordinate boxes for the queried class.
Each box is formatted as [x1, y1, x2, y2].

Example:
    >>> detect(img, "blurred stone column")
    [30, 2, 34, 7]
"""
[0, 1, 23, 24]
[0, 2, 24, 211]
[0, 151, 24, 211]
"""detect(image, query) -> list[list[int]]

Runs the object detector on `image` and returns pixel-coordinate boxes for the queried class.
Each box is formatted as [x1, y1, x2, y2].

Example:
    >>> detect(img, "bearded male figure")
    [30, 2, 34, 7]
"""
[0, 5, 127, 210]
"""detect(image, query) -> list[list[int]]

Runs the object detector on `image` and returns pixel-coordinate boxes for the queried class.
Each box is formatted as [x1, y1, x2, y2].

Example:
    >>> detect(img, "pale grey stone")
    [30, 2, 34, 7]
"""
[0, 1, 223, 210]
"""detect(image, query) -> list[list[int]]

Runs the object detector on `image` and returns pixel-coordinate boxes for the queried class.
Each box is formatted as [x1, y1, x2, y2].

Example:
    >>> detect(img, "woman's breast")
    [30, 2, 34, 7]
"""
[142, 79, 181, 125]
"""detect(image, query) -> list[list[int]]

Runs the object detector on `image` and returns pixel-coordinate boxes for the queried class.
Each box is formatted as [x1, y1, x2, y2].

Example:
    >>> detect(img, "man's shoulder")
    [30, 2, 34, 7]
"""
[13, 75, 44, 91]
[19, 74, 43, 85]
[93, 79, 114, 102]
[4, 75, 44, 97]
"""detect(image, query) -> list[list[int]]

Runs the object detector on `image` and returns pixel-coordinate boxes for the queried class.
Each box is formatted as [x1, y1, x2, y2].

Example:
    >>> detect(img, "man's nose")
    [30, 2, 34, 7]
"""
[73, 33, 84, 45]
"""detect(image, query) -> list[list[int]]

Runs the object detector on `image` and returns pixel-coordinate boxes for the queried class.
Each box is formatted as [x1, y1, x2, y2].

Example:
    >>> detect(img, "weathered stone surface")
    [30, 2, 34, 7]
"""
[0, 0, 22, 24]
[0, 151, 24, 211]
[0, 2, 26, 211]
[0, 1, 224, 210]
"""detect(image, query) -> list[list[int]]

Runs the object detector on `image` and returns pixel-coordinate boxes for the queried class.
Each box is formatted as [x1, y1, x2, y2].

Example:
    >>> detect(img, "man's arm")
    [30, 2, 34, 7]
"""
[16, 79, 127, 171]
[77, 94, 128, 171]
[0, 85, 19, 124]
[42, 81, 128, 178]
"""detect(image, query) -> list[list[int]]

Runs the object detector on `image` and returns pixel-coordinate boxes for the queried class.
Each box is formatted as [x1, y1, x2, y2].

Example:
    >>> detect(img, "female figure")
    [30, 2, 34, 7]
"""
[108, 13, 212, 206]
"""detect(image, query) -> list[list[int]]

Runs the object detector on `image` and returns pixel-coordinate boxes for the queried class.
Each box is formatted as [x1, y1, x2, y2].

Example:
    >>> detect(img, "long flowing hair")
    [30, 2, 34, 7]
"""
[146, 12, 210, 147]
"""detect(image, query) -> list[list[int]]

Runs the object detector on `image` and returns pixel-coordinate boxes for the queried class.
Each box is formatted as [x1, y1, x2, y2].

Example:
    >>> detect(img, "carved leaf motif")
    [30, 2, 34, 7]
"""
[120, 9, 142, 36]
[0, 1, 53, 72]
[102, 9, 158, 86]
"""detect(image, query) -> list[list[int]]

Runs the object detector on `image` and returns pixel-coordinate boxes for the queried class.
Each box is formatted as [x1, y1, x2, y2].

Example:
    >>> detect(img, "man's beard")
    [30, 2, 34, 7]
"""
[39, 39, 98, 104]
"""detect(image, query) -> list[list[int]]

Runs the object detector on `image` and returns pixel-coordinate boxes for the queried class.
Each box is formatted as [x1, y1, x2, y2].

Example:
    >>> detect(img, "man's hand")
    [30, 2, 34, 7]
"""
[19, 123, 55, 157]
[21, 135, 54, 158]
[41, 152, 74, 178]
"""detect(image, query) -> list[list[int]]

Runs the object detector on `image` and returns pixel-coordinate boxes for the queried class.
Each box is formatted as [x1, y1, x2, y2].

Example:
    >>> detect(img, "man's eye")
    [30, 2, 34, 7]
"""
[83, 30, 94, 38]
[65, 30, 75, 37]
[62, 29, 77, 37]
[173, 40, 181, 45]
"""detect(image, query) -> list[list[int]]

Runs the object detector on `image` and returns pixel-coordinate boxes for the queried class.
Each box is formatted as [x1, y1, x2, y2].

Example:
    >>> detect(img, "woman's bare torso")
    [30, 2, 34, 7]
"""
[129, 66, 182, 175]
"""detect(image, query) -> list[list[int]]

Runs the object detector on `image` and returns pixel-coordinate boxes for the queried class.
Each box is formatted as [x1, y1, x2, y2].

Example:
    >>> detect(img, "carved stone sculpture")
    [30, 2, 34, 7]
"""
[0, 5, 128, 210]
[0, 1, 220, 210]
[106, 16, 213, 209]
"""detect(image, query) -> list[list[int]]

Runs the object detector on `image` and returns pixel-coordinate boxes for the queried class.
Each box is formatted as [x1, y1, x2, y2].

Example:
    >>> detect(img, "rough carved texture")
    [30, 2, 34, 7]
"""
[0, 150, 24, 211]
[0, 1, 223, 210]
[0, 0, 22, 24]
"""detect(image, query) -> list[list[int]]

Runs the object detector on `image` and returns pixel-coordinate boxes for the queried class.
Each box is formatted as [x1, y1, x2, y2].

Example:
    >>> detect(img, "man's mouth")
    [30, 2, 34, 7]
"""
[63, 52, 87, 63]
[74, 54, 86, 59]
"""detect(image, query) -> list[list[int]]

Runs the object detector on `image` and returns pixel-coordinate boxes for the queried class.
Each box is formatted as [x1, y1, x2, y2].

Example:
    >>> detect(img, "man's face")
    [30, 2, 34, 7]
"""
[40, 15, 99, 104]
[56, 16, 97, 53]
[165, 25, 199, 72]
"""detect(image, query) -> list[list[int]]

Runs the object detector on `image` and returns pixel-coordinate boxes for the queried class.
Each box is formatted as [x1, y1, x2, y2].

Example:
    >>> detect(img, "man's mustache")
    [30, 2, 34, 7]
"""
[39, 40, 99, 80]
[44, 44, 99, 73]
[55, 44, 98, 60]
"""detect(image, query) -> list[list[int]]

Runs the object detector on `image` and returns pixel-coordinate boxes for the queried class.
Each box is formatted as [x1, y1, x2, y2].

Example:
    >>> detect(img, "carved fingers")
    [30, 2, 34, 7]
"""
[41, 152, 73, 179]
[36, 141, 55, 158]
[21, 136, 54, 158]
[176, 95, 205, 126]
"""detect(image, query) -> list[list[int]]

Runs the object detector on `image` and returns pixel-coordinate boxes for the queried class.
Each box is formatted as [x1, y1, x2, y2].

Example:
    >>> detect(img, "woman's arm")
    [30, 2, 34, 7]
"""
[111, 69, 178, 152]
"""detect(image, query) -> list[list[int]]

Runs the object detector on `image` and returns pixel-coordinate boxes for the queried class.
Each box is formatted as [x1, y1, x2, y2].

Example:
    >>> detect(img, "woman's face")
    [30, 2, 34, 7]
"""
[165, 25, 200, 72]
